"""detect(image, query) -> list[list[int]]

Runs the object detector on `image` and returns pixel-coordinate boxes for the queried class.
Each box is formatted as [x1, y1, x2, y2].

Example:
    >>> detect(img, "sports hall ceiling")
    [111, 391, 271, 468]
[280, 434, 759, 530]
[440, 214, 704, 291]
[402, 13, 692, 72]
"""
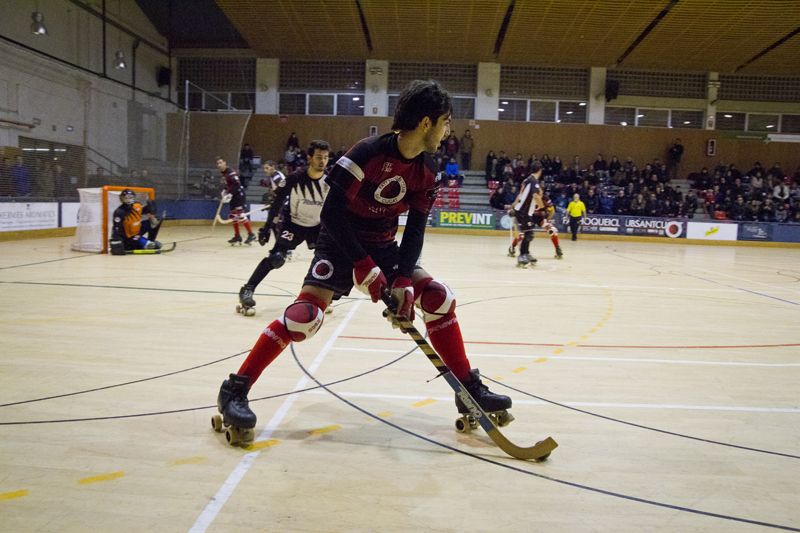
[142, 1, 800, 75]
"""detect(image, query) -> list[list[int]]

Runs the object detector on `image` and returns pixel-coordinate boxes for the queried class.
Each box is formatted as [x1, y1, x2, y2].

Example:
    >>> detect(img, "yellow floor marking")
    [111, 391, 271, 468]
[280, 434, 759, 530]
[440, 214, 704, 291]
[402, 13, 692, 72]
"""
[566, 341, 577, 346]
[590, 328, 598, 333]
[376, 411, 393, 418]
[78, 471, 124, 485]
[578, 335, 589, 341]
[308, 425, 341, 436]
[534, 357, 548, 363]
[169, 456, 206, 466]
[512, 367, 527, 373]
[552, 348, 563, 355]
[246, 439, 281, 451]
[0, 489, 28, 501]
[412, 398, 436, 408]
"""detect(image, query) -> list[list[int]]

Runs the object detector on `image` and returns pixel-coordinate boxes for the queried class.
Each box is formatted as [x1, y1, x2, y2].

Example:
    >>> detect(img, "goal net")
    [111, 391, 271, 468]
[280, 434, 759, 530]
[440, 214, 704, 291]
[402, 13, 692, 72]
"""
[72, 186, 155, 253]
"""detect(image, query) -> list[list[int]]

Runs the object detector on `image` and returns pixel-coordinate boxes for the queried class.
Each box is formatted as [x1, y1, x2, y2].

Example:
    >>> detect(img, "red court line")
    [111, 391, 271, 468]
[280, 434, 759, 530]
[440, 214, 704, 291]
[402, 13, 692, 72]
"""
[338, 336, 800, 349]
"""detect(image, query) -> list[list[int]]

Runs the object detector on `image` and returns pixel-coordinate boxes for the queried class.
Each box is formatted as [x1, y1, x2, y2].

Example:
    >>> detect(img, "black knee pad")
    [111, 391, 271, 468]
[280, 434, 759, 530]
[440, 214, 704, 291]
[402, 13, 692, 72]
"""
[268, 250, 286, 269]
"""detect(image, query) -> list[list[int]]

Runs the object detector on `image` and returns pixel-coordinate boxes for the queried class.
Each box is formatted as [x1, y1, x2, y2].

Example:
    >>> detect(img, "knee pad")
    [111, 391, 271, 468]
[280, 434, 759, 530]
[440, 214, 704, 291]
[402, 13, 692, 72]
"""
[414, 278, 456, 322]
[268, 250, 286, 269]
[281, 296, 325, 342]
[545, 223, 557, 236]
[110, 239, 125, 255]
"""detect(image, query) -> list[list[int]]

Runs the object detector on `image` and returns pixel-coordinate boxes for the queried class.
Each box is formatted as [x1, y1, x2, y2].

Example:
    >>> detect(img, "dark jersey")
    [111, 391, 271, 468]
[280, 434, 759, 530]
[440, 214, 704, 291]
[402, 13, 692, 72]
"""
[326, 132, 438, 244]
[512, 176, 542, 217]
[112, 202, 152, 240]
[269, 169, 328, 229]
[221, 167, 245, 199]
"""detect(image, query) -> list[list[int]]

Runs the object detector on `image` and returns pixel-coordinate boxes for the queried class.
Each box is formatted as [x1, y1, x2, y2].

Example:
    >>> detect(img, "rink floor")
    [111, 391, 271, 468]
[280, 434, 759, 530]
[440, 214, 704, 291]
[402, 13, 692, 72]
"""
[1, 226, 798, 532]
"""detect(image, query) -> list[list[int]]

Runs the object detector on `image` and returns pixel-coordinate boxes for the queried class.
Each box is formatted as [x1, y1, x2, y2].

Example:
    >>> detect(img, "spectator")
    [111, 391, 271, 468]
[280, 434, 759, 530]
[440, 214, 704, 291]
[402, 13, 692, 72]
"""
[584, 188, 599, 214]
[459, 130, 474, 170]
[598, 189, 614, 214]
[609, 156, 621, 179]
[613, 189, 628, 215]
[444, 132, 459, 160]
[684, 189, 699, 218]
[200, 170, 218, 199]
[775, 203, 789, 223]
[11, 156, 31, 197]
[33, 160, 55, 197]
[490, 187, 506, 210]
[286, 132, 299, 150]
[445, 158, 462, 186]
[494, 151, 509, 180]
[629, 193, 646, 216]
[0, 157, 10, 196]
[239, 143, 255, 188]
[485, 150, 497, 183]
[774, 179, 790, 202]
[759, 198, 776, 222]
[728, 195, 748, 220]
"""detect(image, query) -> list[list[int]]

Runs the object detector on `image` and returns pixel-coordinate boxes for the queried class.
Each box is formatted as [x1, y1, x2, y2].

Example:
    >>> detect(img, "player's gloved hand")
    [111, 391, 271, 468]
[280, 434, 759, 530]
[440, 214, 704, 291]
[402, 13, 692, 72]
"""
[508, 208, 516, 217]
[385, 277, 414, 329]
[258, 225, 270, 246]
[352, 256, 387, 303]
[221, 193, 232, 204]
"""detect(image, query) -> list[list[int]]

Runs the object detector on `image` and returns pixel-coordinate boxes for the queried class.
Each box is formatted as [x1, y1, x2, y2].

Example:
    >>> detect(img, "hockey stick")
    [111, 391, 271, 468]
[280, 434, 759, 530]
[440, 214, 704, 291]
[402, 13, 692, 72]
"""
[214, 205, 270, 226]
[126, 242, 177, 255]
[380, 291, 557, 461]
[211, 197, 225, 232]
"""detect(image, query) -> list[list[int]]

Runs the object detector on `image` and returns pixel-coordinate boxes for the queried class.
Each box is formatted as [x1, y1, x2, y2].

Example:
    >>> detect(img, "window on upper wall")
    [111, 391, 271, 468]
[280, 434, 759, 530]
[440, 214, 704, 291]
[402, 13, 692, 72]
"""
[671, 110, 704, 129]
[636, 109, 669, 127]
[558, 101, 586, 124]
[782, 115, 800, 134]
[451, 97, 475, 119]
[498, 100, 528, 121]
[336, 94, 365, 116]
[605, 107, 636, 126]
[529, 101, 556, 122]
[279, 93, 306, 115]
[308, 94, 334, 115]
[747, 114, 779, 132]
[716, 112, 746, 131]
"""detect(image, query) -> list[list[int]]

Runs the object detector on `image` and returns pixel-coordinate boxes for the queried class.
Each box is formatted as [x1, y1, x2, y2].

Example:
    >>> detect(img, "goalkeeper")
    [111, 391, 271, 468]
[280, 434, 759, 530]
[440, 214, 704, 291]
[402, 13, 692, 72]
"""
[237, 140, 331, 314]
[109, 189, 161, 254]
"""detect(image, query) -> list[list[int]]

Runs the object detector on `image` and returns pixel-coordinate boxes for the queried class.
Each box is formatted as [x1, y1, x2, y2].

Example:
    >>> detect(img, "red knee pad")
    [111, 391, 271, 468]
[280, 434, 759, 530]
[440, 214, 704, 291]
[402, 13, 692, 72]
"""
[413, 277, 456, 322]
[281, 292, 327, 342]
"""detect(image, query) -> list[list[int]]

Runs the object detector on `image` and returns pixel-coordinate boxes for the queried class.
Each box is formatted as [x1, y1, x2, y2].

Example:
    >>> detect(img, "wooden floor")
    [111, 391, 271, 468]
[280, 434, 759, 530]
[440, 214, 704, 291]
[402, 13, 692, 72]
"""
[1, 227, 798, 532]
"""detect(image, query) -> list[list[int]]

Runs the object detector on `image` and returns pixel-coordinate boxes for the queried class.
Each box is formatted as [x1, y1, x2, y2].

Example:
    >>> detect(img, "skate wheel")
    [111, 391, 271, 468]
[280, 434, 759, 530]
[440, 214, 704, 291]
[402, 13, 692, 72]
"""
[324, 307, 333, 315]
[496, 411, 515, 427]
[211, 414, 223, 432]
[468, 416, 479, 430]
[455, 418, 468, 433]
[235, 304, 242, 313]
[244, 308, 256, 317]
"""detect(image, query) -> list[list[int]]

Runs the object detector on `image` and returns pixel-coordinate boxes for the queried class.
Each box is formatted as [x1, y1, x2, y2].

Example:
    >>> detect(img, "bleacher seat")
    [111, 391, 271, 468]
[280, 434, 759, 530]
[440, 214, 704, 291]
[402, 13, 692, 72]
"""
[448, 198, 460, 209]
[447, 188, 460, 198]
[433, 197, 445, 208]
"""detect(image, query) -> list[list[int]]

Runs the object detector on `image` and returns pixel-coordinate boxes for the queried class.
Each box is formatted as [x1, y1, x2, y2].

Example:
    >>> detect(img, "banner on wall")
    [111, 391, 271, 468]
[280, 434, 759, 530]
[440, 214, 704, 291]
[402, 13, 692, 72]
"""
[621, 217, 686, 238]
[686, 221, 738, 241]
[60, 202, 80, 228]
[738, 222, 772, 241]
[437, 210, 495, 229]
[0, 202, 59, 231]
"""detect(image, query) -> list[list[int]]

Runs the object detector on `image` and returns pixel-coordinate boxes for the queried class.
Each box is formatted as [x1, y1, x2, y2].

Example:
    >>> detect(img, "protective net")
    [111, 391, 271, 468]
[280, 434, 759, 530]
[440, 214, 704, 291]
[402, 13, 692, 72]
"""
[71, 186, 153, 253]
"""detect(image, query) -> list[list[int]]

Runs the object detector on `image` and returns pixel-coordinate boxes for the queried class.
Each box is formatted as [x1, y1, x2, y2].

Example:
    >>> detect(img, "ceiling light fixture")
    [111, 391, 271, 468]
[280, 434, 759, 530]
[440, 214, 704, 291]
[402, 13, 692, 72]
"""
[31, 12, 47, 35]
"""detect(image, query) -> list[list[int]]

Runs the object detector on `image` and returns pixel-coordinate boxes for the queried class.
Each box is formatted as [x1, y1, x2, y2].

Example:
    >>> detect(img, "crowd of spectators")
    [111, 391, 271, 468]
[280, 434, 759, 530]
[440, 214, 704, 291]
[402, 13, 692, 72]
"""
[690, 162, 800, 224]
[484, 148, 800, 224]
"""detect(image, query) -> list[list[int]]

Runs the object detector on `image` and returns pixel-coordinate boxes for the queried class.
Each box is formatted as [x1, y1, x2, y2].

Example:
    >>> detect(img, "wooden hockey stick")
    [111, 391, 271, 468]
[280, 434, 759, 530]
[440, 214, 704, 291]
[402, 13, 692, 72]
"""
[214, 205, 270, 225]
[380, 291, 557, 461]
[211, 197, 225, 232]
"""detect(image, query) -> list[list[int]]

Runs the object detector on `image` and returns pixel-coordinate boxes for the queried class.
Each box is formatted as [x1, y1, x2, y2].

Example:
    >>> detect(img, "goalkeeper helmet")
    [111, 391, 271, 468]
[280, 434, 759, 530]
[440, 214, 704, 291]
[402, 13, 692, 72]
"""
[120, 189, 136, 205]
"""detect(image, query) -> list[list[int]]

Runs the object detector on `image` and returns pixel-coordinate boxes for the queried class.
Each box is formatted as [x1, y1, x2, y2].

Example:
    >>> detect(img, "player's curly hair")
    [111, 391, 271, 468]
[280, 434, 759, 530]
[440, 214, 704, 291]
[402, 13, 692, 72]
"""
[391, 80, 452, 132]
[307, 140, 331, 157]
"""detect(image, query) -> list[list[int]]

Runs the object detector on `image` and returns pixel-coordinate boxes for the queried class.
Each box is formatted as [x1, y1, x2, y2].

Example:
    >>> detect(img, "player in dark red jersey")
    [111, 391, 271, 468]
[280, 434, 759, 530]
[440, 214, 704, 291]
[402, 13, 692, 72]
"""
[216, 156, 255, 245]
[509, 163, 563, 267]
[214, 80, 512, 438]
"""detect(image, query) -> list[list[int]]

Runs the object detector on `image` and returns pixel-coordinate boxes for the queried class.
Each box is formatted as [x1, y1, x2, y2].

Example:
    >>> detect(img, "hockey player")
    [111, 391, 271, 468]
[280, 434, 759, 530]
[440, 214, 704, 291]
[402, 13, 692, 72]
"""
[216, 156, 255, 245]
[509, 163, 563, 267]
[237, 141, 331, 315]
[109, 189, 161, 254]
[214, 80, 512, 440]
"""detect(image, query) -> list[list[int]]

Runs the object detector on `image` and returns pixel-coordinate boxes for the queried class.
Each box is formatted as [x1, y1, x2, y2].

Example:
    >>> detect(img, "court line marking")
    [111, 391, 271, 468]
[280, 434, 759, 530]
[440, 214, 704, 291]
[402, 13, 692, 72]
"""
[330, 347, 800, 367]
[189, 300, 362, 533]
[303, 390, 800, 414]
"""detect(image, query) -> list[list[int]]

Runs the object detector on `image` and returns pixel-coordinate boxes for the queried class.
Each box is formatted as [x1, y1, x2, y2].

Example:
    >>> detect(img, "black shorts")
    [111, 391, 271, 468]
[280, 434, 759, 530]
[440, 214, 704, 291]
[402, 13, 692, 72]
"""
[515, 213, 546, 231]
[275, 221, 319, 252]
[229, 194, 246, 210]
[302, 234, 402, 300]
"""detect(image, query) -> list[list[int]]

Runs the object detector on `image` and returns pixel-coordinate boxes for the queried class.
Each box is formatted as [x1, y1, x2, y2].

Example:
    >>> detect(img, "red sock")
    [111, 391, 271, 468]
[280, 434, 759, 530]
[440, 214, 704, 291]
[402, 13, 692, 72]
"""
[232, 221, 240, 236]
[551, 233, 560, 248]
[237, 320, 291, 386]
[426, 314, 471, 381]
[243, 220, 253, 234]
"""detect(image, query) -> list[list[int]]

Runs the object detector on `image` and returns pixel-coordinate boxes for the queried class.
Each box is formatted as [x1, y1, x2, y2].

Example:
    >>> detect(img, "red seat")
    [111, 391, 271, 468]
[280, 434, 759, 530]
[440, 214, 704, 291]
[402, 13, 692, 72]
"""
[448, 198, 460, 209]
[448, 179, 459, 188]
[433, 197, 445, 208]
[488, 180, 499, 190]
[447, 188, 460, 198]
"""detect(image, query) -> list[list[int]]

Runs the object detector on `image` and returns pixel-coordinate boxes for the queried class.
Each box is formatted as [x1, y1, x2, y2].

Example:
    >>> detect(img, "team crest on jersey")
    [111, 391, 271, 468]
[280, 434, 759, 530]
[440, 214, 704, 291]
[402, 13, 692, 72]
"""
[311, 259, 334, 280]
[373, 175, 407, 205]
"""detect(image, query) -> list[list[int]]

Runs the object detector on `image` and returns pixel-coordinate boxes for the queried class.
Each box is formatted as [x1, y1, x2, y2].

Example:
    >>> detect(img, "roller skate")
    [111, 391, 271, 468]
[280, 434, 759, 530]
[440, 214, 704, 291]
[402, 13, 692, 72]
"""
[454, 369, 514, 433]
[555, 246, 563, 260]
[244, 233, 256, 246]
[211, 373, 257, 446]
[507, 245, 516, 257]
[236, 284, 256, 316]
[228, 235, 243, 246]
